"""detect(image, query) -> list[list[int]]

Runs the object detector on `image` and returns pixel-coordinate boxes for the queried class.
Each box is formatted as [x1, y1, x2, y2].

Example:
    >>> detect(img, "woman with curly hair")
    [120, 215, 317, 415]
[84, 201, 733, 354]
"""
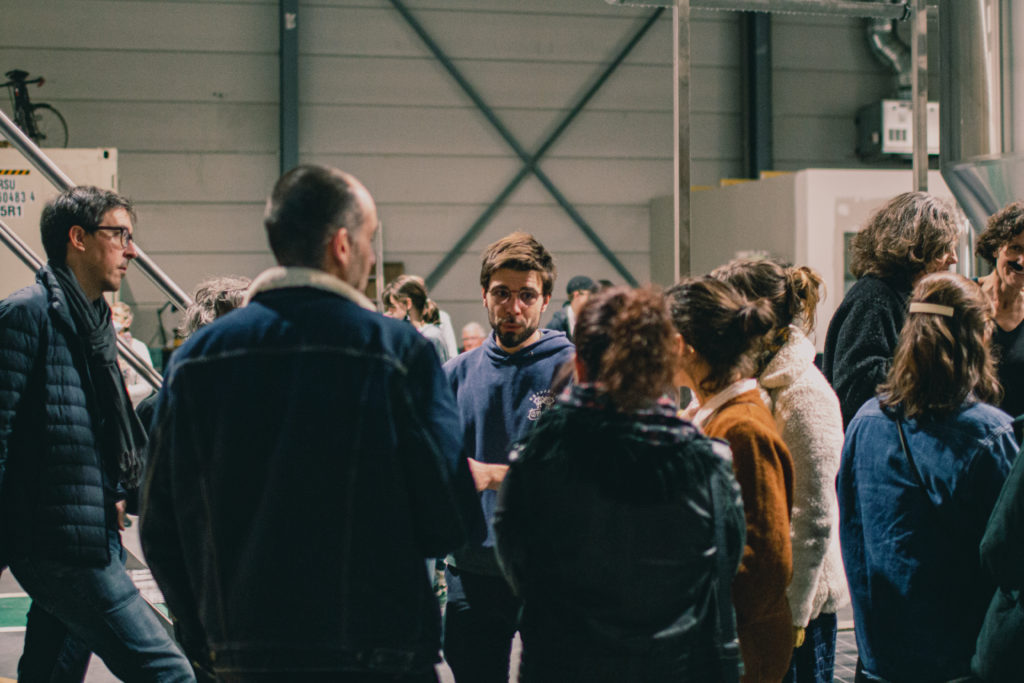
[494, 287, 746, 682]
[712, 259, 848, 683]
[822, 192, 960, 426]
[669, 277, 794, 683]
[838, 272, 1016, 683]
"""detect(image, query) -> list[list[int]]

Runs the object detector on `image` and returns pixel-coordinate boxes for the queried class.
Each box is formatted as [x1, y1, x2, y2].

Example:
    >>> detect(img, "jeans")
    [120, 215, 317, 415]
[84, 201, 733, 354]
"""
[19, 601, 92, 683]
[442, 567, 520, 683]
[783, 612, 837, 683]
[10, 530, 194, 682]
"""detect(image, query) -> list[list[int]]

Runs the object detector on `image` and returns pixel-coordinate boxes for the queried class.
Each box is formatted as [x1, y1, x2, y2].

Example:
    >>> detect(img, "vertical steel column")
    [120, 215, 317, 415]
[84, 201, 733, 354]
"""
[910, 0, 928, 191]
[741, 12, 773, 178]
[674, 1, 691, 282]
[280, 0, 300, 175]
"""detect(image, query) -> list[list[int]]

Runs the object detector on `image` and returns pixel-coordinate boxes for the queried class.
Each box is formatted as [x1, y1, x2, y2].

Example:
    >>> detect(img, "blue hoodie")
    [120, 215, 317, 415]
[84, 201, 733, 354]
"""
[444, 328, 575, 573]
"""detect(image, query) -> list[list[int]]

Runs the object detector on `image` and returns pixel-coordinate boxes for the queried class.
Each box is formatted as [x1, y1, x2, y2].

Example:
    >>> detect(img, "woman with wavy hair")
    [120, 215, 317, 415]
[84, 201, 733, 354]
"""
[713, 259, 848, 683]
[383, 274, 449, 362]
[669, 277, 794, 683]
[494, 287, 746, 682]
[823, 191, 961, 426]
[838, 272, 1016, 683]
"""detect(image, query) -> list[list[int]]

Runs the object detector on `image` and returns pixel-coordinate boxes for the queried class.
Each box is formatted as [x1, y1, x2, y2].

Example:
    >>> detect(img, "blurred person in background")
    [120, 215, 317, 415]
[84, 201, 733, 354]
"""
[111, 300, 156, 406]
[545, 275, 597, 342]
[384, 274, 450, 363]
[460, 321, 486, 353]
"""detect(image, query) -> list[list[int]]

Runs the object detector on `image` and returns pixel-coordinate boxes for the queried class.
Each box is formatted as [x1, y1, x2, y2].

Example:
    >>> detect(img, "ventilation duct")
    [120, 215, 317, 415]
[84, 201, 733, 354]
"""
[940, 0, 1024, 239]
[865, 1, 912, 97]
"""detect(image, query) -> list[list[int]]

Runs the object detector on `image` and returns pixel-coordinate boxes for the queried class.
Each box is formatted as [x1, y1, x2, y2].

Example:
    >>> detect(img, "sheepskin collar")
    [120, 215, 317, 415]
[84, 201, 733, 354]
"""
[759, 325, 816, 389]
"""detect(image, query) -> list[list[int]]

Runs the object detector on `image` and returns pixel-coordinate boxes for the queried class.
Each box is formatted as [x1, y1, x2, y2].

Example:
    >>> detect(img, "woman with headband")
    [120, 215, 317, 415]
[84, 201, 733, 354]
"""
[837, 272, 1017, 683]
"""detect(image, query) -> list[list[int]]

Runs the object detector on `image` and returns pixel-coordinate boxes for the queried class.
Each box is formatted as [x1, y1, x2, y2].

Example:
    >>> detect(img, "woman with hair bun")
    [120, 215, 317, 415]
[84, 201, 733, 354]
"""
[838, 272, 1015, 683]
[668, 277, 795, 683]
[494, 287, 747, 682]
[383, 274, 449, 362]
[712, 259, 848, 683]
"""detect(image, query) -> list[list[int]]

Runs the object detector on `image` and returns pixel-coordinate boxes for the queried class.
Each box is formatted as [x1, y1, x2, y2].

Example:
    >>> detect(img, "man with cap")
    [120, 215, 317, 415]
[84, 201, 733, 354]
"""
[545, 275, 597, 341]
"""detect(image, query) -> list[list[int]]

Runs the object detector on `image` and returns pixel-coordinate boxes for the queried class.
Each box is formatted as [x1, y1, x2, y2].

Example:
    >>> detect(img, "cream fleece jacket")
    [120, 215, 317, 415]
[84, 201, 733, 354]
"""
[759, 326, 850, 627]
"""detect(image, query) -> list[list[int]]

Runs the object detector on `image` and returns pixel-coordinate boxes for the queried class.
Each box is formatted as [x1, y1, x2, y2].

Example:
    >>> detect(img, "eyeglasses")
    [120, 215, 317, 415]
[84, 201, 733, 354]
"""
[487, 286, 541, 307]
[89, 225, 134, 248]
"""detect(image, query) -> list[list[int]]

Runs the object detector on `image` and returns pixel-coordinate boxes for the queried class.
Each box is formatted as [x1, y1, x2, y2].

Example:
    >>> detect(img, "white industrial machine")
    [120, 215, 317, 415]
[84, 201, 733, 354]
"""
[689, 169, 957, 352]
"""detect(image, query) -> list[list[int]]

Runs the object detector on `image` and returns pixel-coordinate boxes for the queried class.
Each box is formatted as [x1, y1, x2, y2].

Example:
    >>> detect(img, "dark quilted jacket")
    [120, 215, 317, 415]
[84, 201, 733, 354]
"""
[0, 266, 117, 567]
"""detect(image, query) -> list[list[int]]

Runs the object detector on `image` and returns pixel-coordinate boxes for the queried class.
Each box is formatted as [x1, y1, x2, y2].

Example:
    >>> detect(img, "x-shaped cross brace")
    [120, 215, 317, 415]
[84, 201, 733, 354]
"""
[388, 0, 664, 289]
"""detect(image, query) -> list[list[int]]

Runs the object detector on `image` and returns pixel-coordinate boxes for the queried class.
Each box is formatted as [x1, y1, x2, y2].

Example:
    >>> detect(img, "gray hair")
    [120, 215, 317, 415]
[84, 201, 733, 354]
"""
[180, 275, 251, 338]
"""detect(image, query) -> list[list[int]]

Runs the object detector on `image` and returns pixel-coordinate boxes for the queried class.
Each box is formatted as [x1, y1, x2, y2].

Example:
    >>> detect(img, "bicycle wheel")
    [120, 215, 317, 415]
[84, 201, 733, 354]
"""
[29, 104, 68, 147]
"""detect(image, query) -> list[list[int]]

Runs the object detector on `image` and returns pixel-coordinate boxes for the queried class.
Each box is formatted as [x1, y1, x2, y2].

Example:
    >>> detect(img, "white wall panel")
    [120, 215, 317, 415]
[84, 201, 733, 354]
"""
[376, 204, 651, 254]
[0, 49, 278, 104]
[62, 103, 277, 152]
[303, 154, 673, 206]
[118, 152, 278, 202]
[133, 203, 269, 252]
[2, 1, 276, 52]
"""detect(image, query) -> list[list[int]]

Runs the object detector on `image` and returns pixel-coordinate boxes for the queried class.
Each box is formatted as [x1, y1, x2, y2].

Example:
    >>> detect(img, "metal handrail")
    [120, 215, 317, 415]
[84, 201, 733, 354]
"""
[0, 108, 193, 310]
[0, 217, 163, 390]
[693, 0, 911, 19]
[609, 0, 910, 19]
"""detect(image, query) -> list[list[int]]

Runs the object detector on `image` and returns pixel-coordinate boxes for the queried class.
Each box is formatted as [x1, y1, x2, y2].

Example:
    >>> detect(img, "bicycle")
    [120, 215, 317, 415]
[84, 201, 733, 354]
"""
[1, 69, 68, 148]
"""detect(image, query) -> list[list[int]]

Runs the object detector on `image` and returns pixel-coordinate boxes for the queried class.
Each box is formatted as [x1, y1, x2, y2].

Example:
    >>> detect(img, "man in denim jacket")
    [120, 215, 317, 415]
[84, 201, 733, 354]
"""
[141, 165, 485, 682]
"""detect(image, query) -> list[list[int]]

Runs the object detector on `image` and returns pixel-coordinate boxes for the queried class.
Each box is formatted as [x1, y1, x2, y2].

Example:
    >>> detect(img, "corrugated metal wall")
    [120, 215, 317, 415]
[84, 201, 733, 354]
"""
[1, 0, 893, 342]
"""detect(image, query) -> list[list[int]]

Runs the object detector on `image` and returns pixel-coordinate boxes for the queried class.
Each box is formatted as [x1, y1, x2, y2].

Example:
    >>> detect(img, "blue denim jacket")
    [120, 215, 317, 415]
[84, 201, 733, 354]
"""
[838, 398, 1017, 682]
[141, 269, 485, 676]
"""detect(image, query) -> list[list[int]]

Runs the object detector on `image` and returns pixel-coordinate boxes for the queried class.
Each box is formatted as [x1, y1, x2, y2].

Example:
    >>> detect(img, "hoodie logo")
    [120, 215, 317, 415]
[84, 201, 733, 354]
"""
[527, 390, 555, 421]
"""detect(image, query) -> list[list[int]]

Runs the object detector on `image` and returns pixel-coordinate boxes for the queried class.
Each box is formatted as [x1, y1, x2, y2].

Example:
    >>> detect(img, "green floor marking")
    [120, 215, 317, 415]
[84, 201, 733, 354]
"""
[0, 597, 30, 629]
[0, 597, 167, 628]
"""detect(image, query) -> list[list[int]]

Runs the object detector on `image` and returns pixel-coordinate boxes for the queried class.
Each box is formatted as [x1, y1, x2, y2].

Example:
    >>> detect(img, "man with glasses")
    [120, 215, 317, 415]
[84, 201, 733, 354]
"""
[0, 186, 194, 681]
[441, 232, 575, 683]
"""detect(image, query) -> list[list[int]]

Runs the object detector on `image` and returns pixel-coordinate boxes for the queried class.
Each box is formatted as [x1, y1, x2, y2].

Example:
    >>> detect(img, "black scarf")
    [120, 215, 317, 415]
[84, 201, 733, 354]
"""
[50, 264, 146, 488]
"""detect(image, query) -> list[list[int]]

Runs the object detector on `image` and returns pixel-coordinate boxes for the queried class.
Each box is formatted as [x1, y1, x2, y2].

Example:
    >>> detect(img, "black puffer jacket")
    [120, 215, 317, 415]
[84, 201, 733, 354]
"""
[0, 266, 119, 566]
[494, 385, 746, 682]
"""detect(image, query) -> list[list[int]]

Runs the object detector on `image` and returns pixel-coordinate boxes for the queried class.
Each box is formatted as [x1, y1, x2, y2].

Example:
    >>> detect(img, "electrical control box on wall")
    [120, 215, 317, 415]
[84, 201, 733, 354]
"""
[856, 99, 940, 159]
[0, 148, 117, 298]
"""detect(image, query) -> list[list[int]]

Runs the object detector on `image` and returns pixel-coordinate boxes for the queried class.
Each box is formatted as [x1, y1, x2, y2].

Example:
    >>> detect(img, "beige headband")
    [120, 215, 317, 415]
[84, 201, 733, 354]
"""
[909, 302, 954, 317]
